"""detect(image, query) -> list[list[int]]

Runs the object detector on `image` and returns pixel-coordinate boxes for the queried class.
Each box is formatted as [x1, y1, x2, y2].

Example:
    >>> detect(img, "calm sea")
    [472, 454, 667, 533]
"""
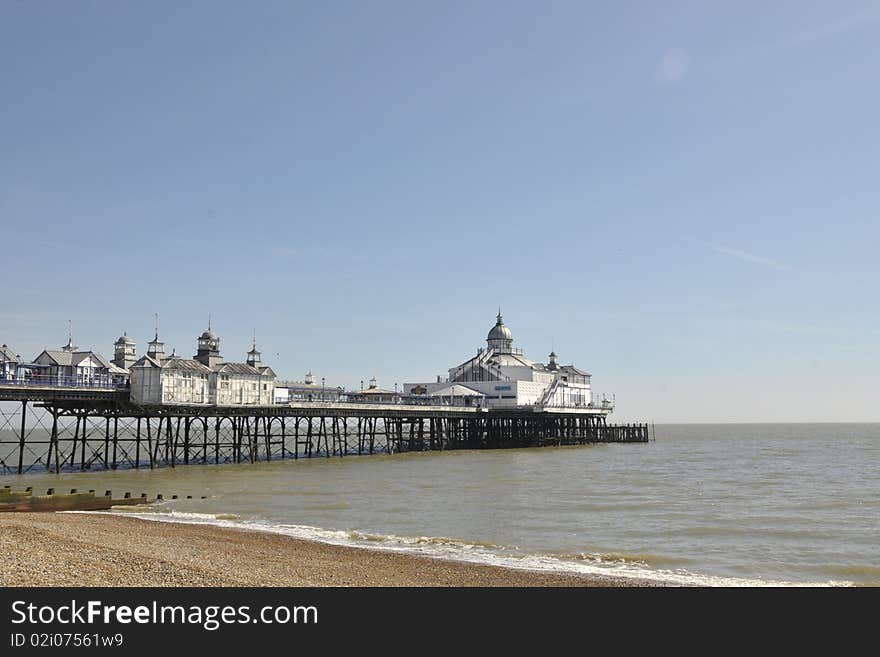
[3, 423, 879, 586]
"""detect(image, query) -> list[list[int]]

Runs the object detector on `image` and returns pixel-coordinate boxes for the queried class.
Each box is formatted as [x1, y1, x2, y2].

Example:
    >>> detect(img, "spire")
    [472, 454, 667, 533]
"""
[147, 314, 165, 361]
[62, 320, 77, 352]
[246, 329, 262, 367]
[497, 308, 503, 324]
[208, 313, 212, 332]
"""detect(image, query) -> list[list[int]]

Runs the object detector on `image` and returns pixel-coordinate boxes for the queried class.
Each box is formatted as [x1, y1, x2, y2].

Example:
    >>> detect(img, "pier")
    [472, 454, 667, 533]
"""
[0, 385, 649, 474]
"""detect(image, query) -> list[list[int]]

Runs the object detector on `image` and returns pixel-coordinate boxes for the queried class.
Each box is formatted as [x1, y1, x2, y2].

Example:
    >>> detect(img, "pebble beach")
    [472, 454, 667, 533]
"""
[0, 513, 656, 587]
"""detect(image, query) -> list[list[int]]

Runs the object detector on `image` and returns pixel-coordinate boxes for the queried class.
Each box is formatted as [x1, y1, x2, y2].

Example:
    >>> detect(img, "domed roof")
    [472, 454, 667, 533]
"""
[487, 312, 512, 342]
[116, 332, 135, 345]
[200, 329, 217, 340]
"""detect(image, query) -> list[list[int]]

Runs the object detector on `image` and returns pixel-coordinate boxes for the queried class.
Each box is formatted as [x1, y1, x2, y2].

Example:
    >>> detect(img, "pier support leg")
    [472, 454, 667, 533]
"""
[80, 413, 88, 470]
[265, 417, 272, 461]
[103, 416, 110, 469]
[71, 414, 80, 470]
[112, 416, 118, 470]
[135, 417, 142, 468]
[201, 418, 208, 464]
[183, 417, 190, 465]
[214, 419, 221, 465]
[281, 418, 287, 458]
[17, 400, 27, 475]
[146, 417, 154, 469]
[51, 409, 60, 473]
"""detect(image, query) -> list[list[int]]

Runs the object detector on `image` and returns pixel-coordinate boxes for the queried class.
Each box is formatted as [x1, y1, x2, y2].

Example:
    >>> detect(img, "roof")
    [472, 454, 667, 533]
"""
[429, 384, 484, 397]
[74, 351, 111, 368]
[0, 344, 18, 362]
[353, 387, 397, 395]
[161, 357, 212, 373]
[559, 365, 591, 377]
[131, 355, 161, 368]
[453, 347, 536, 373]
[199, 329, 218, 340]
[487, 313, 513, 342]
[37, 350, 112, 368]
[213, 362, 262, 376]
[115, 333, 135, 345]
[37, 350, 74, 366]
[108, 363, 129, 375]
[493, 353, 536, 367]
[452, 353, 482, 371]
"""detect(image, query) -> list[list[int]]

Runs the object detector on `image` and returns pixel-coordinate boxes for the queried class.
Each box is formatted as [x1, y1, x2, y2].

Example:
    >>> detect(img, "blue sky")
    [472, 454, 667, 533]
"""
[1, 1, 878, 421]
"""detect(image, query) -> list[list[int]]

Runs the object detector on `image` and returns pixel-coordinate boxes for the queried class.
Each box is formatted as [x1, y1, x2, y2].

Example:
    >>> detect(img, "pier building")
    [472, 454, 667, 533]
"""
[347, 378, 401, 404]
[30, 332, 117, 388]
[129, 325, 276, 406]
[1, 344, 20, 382]
[404, 312, 599, 409]
[274, 372, 345, 403]
[0, 344, 21, 381]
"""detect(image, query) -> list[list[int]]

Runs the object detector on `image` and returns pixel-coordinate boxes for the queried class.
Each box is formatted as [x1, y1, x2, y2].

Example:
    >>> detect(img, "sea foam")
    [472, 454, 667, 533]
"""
[79, 509, 851, 588]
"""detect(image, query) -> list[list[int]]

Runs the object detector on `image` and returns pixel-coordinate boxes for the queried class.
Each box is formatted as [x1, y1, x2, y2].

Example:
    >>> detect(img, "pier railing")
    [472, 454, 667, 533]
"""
[0, 376, 124, 390]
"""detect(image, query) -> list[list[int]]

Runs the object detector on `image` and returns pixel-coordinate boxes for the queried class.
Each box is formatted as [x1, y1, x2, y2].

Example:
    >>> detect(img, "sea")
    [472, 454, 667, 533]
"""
[3, 423, 878, 586]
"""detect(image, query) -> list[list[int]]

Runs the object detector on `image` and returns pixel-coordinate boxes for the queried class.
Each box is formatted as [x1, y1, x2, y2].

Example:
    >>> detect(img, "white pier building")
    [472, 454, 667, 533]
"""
[404, 312, 604, 410]
[130, 325, 276, 406]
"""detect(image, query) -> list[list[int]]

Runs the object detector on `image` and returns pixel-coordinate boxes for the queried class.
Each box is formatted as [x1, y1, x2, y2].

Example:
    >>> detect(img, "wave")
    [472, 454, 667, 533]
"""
[827, 564, 880, 583]
[550, 551, 693, 568]
[64, 509, 242, 521]
[81, 509, 852, 588]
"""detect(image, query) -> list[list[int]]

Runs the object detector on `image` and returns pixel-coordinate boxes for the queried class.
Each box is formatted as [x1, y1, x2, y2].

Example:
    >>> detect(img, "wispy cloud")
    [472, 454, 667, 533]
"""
[749, 319, 829, 334]
[655, 48, 690, 84]
[708, 244, 794, 272]
[761, 8, 880, 52]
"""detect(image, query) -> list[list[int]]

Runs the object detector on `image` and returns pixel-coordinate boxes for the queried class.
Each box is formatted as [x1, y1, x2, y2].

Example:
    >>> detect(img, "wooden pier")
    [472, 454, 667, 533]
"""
[0, 387, 650, 474]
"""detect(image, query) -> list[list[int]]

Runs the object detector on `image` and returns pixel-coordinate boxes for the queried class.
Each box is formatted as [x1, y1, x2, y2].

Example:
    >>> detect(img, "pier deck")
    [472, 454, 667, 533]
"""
[0, 385, 649, 474]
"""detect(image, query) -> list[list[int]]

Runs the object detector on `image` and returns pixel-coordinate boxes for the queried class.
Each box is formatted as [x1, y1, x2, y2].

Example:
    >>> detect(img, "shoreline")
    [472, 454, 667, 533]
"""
[0, 512, 661, 587]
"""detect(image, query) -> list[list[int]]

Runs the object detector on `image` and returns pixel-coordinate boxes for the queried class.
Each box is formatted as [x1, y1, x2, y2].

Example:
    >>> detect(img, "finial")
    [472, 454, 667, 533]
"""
[208, 313, 212, 331]
[497, 308, 503, 323]
[153, 313, 159, 341]
[68, 319, 72, 344]
[252, 328, 256, 351]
